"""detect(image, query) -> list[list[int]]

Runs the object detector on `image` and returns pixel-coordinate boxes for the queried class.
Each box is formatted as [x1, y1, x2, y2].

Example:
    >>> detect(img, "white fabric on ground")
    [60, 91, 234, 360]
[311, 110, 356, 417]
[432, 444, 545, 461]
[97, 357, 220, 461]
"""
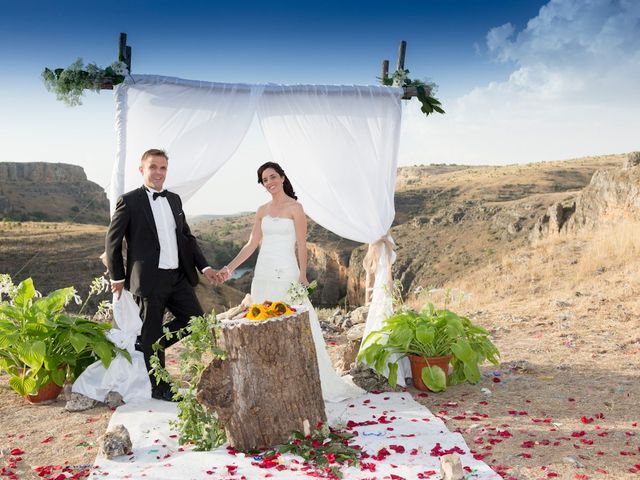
[94, 392, 500, 479]
[72, 291, 151, 402]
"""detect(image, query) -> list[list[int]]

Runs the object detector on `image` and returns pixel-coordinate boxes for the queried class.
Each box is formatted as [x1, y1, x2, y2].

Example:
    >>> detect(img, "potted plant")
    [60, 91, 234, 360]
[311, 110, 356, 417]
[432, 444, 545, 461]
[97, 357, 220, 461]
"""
[0, 275, 129, 402]
[357, 303, 500, 392]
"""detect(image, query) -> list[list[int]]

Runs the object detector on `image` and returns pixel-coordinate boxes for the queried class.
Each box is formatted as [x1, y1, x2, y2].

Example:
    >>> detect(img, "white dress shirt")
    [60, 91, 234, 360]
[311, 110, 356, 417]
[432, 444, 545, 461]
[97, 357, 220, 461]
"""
[145, 187, 179, 269]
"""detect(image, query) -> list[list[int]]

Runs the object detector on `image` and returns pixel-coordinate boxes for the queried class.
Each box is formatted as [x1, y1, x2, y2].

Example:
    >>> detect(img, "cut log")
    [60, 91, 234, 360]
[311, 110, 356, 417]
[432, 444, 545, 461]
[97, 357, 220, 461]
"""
[196, 309, 326, 451]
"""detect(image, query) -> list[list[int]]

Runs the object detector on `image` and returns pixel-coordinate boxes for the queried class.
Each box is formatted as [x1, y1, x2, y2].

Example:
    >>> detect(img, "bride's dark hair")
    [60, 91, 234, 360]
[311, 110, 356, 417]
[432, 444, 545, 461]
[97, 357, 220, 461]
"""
[257, 162, 298, 200]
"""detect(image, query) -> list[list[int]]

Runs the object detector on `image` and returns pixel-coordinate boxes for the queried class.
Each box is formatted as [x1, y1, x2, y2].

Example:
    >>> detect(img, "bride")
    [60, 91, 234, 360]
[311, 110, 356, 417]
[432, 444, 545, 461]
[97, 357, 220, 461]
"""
[220, 161, 363, 402]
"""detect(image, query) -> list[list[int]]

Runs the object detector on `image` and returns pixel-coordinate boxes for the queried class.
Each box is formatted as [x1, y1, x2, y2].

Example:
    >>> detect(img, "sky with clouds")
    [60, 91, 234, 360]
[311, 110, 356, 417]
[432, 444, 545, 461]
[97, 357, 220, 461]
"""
[0, 0, 638, 215]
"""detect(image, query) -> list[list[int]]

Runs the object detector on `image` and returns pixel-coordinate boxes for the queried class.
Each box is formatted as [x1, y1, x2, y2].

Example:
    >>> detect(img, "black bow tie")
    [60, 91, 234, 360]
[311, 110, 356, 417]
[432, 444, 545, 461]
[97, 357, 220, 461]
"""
[152, 190, 168, 200]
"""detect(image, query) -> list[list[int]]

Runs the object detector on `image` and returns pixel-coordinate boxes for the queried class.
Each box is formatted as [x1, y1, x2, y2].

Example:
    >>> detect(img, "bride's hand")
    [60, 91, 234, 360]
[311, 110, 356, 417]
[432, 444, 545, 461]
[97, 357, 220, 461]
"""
[299, 275, 309, 287]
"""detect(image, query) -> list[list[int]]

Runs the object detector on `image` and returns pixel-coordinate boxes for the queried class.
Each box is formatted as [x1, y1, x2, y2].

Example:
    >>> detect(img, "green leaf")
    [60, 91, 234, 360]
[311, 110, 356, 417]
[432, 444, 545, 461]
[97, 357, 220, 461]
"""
[387, 362, 398, 388]
[93, 342, 114, 367]
[421, 365, 447, 392]
[14, 278, 36, 308]
[415, 323, 434, 346]
[9, 374, 37, 396]
[69, 332, 89, 352]
[50, 366, 66, 386]
[450, 340, 474, 364]
[21, 340, 46, 371]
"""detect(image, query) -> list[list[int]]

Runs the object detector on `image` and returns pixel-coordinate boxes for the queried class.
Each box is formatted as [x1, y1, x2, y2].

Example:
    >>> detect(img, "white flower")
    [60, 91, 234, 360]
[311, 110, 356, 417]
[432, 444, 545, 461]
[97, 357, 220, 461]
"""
[110, 61, 129, 76]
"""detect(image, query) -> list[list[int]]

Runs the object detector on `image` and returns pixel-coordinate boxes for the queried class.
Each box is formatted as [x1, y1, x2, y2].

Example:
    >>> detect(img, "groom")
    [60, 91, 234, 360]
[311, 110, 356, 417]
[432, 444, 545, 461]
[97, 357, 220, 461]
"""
[105, 148, 219, 401]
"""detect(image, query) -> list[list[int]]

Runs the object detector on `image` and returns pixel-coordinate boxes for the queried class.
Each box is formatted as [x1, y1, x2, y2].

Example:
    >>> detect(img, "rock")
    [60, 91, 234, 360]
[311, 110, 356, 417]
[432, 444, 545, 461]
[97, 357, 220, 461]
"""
[105, 391, 125, 408]
[98, 424, 132, 459]
[350, 305, 369, 325]
[65, 392, 100, 412]
[440, 454, 464, 480]
[349, 365, 395, 392]
[622, 151, 640, 169]
[333, 340, 361, 374]
[345, 323, 366, 342]
[319, 320, 339, 333]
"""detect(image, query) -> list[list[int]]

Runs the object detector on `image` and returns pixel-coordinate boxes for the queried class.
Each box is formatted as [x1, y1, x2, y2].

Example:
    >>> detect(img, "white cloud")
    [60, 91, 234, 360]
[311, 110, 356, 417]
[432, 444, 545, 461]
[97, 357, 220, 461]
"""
[399, 0, 640, 166]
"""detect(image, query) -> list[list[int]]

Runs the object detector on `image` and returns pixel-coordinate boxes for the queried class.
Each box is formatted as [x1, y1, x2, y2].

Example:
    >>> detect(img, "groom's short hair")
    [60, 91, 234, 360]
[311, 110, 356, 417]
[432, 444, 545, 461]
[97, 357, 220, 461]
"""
[141, 149, 168, 163]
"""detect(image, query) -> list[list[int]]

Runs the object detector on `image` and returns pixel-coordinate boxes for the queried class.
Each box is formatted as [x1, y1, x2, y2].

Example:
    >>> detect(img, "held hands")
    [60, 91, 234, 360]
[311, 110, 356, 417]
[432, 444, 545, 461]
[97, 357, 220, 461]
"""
[203, 266, 232, 285]
[203, 268, 220, 285]
[218, 266, 231, 283]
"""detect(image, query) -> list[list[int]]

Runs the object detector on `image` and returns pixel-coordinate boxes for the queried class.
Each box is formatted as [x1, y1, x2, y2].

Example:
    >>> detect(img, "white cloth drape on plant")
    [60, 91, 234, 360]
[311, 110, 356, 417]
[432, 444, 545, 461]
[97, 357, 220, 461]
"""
[110, 75, 410, 384]
[72, 291, 151, 402]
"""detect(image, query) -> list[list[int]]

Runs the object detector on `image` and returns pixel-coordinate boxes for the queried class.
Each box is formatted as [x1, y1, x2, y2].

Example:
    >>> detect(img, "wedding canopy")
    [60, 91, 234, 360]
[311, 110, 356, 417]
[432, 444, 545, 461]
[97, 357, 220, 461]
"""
[109, 74, 411, 384]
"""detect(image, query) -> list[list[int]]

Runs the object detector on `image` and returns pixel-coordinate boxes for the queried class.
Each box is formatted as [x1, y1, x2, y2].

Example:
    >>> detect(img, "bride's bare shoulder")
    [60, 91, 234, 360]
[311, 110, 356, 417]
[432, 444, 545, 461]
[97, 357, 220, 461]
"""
[288, 200, 305, 217]
[256, 203, 270, 219]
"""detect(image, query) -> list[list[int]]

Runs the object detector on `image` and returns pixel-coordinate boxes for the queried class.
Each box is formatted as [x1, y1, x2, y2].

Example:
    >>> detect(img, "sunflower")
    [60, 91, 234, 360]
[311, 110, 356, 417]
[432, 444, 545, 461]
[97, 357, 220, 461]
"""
[269, 301, 294, 317]
[246, 304, 269, 320]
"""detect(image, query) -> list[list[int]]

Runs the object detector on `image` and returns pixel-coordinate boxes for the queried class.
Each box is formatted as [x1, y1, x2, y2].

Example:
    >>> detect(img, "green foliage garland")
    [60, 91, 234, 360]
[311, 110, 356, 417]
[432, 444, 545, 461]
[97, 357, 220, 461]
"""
[381, 68, 445, 117]
[42, 58, 128, 106]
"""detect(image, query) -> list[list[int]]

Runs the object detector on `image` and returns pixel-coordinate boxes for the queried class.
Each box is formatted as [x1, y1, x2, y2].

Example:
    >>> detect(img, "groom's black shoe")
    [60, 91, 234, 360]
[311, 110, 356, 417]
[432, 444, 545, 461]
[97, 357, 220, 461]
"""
[151, 381, 177, 402]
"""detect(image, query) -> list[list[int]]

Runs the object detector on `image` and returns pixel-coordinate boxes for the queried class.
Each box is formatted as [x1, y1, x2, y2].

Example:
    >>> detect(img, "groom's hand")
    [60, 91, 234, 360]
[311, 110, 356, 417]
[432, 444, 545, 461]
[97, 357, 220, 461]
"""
[203, 268, 219, 285]
[111, 281, 124, 299]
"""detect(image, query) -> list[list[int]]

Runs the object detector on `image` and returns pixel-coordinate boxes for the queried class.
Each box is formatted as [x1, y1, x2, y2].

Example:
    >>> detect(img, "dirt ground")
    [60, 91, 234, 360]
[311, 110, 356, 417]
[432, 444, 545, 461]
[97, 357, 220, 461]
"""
[2, 229, 640, 479]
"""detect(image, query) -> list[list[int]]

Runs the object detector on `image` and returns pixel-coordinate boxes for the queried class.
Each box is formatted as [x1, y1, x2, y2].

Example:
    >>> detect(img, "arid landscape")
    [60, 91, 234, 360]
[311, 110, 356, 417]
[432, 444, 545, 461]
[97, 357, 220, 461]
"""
[2, 153, 640, 479]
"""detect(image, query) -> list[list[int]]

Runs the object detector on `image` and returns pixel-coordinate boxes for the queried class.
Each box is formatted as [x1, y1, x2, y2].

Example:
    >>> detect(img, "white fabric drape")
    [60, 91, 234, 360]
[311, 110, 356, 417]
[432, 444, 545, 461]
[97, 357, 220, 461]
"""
[72, 291, 151, 402]
[110, 75, 263, 212]
[109, 76, 408, 383]
[256, 85, 410, 384]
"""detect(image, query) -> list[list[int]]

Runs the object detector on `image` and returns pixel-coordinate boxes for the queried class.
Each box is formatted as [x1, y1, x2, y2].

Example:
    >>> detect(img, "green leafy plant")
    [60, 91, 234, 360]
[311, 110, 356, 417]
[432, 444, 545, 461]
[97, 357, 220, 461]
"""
[259, 423, 359, 478]
[381, 68, 445, 117]
[0, 274, 129, 397]
[150, 312, 227, 450]
[42, 58, 128, 106]
[357, 302, 499, 392]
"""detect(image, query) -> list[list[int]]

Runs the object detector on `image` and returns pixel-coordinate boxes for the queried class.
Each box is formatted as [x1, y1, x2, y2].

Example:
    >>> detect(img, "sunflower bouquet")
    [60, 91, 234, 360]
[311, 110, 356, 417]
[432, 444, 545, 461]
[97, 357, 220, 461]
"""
[245, 301, 296, 321]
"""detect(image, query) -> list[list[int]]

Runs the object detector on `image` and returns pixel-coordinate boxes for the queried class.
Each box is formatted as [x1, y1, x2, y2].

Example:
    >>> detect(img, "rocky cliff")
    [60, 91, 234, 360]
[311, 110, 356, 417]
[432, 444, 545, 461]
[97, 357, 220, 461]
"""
[0, 162, 109, 224]
[531, 152, 640, 239]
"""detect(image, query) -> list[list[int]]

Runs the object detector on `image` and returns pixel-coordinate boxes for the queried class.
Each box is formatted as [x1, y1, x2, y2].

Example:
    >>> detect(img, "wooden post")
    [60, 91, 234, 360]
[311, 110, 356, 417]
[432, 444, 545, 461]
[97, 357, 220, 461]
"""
[118, 33, 127, 63]
[125, 46, 132, 72]
[196, 310, 327, 451]
[381, 60, 389, 85]
[397, 40, 407, 71]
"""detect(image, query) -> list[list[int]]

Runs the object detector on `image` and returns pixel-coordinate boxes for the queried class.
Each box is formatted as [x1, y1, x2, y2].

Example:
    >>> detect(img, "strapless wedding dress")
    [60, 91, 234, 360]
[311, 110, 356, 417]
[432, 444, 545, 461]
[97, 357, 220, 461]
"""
[251, 215, 364, 402]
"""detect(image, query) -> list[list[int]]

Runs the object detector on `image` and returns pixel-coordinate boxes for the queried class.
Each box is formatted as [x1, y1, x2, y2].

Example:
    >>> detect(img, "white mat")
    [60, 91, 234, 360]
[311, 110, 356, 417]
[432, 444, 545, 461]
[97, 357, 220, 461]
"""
[94, 392, 500, 479]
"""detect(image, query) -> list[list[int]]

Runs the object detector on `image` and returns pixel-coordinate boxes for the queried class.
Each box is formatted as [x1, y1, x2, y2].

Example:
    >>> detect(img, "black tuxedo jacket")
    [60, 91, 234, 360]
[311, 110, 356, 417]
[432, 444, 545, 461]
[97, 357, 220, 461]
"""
[105, 186, 208, 297]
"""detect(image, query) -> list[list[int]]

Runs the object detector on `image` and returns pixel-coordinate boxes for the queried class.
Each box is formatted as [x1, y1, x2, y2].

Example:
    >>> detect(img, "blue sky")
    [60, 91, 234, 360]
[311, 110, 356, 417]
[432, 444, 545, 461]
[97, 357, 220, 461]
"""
[1, 0, 638, 215]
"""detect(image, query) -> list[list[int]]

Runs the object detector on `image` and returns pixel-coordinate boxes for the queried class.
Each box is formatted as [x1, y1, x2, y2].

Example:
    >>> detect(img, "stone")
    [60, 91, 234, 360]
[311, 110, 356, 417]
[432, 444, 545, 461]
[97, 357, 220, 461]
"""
[349, 305, 369, 325]
[345, 323, 366, 342]
[98, 424, 132, 459]
[334, 340, 361, 374]
[65, 392, 100, 412]
[623, 151, 640, 169]
[440, 454, 464, 480]
[349, 365, 395, 392]
[105, 391, 125, 408]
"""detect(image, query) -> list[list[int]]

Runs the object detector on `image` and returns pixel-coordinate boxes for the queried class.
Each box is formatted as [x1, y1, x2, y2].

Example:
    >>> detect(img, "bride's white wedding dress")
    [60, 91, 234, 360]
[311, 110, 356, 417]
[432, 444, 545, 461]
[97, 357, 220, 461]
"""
[251, 215, 364, 402]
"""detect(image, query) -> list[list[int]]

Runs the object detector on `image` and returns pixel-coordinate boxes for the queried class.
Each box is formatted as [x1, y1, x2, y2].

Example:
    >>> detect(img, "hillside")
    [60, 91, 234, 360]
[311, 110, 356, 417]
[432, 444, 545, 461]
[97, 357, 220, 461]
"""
[193, 154, 625, 306]
[0, 163, 109, 224]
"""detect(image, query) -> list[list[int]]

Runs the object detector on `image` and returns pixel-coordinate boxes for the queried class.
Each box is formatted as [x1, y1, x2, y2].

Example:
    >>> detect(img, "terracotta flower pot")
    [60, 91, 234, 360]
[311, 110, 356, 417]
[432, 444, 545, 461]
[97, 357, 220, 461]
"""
[408, 354, 452, 391]
[25, 381, 63, 404]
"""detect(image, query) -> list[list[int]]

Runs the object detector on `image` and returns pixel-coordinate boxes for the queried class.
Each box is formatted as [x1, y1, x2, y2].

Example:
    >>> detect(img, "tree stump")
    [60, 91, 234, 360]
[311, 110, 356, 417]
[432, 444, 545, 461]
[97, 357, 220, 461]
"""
[196, 310, 327, 451]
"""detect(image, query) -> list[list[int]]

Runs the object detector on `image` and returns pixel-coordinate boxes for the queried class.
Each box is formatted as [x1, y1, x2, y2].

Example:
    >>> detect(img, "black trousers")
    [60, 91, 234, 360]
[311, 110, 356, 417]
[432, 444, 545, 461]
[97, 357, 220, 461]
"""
[134, 269, 204, 385]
